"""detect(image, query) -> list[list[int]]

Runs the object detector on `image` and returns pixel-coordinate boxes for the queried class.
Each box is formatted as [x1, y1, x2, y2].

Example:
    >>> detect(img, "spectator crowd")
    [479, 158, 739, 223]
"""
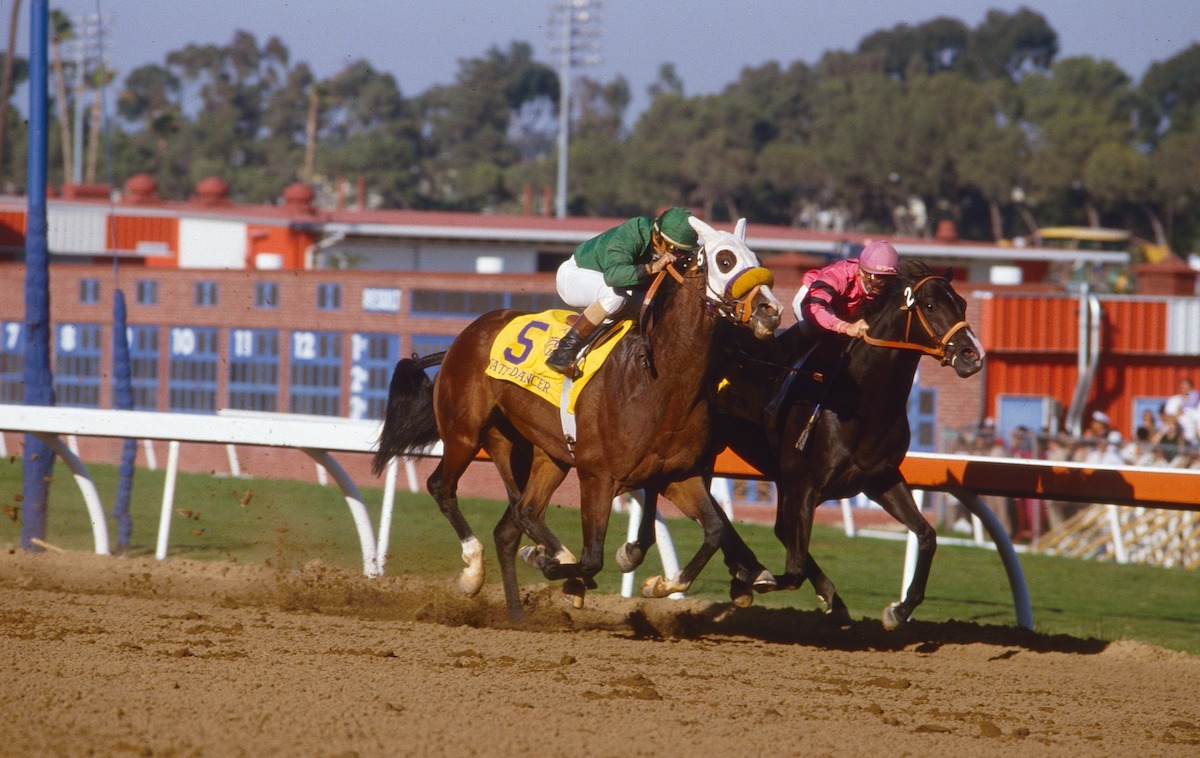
[946, 376, 1200, 541]
[955, 376, 1200, 470]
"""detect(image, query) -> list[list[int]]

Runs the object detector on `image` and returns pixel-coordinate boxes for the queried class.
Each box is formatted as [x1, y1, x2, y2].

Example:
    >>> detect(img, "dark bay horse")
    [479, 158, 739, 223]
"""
[373, 216, 782, 617]
[621, 259, 985, 629]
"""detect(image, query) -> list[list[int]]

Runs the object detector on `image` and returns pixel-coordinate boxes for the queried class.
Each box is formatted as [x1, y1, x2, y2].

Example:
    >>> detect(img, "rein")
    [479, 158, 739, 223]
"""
[860, 275, 968, 365]
[664, 259, 769, 325]
[639, 258, 751, 332]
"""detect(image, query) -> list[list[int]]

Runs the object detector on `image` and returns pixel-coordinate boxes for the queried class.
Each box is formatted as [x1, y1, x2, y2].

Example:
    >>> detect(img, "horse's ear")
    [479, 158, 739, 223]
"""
[734, 218, 747, 241]
[687, 215, 717, 245]
[943, 267, 954, 281]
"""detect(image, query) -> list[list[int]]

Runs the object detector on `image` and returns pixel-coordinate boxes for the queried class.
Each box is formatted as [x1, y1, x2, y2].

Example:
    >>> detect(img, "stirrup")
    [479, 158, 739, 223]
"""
[763, 342, 819, 425]
[545, 351, 581, 379]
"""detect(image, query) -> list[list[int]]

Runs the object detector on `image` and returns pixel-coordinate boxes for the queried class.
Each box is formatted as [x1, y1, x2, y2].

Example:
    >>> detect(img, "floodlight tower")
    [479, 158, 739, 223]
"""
[549, 0, 603, 219]
[66, 12, 112, 184]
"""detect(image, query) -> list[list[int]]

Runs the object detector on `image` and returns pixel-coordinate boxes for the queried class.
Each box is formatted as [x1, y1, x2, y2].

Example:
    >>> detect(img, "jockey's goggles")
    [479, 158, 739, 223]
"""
[860, 269, 894, 283]
[653, 228, 700, 256]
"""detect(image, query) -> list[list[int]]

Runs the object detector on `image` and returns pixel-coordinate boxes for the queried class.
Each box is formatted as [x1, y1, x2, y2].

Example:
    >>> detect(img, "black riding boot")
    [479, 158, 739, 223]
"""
[763, 340, 819, 423]
[545, 315, 600, 379]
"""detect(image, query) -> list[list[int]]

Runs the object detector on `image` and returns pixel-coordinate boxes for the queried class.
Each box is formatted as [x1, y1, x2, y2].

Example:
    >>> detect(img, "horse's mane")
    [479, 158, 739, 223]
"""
[635, 255, 703, 335]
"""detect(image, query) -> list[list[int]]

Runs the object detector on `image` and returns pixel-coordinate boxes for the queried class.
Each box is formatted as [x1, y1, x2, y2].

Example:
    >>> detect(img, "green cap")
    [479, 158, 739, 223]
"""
[654, 208, 700, 251]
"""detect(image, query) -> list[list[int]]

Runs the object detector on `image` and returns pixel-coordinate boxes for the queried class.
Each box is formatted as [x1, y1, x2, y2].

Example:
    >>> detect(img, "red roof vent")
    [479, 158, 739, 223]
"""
[123, 173, 160, 205]
[61, 183, 110, 200]
[194, 176, 231, 206]
[282, 182, 316, 214]
[935, 219, 958, 242]
[1133, 256, 1198, 296]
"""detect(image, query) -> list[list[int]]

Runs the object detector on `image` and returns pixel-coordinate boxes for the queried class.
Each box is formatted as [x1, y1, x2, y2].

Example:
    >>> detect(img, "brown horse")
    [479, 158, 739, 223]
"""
[373, 217, 782, 617]
[621, 259, 985, 628]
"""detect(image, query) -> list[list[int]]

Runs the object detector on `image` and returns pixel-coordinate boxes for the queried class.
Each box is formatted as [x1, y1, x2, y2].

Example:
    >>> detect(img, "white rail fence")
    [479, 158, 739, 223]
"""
[0, 404, 1033, 625]
[5, 405, 1197, 630]
[0, 405, 394, 577]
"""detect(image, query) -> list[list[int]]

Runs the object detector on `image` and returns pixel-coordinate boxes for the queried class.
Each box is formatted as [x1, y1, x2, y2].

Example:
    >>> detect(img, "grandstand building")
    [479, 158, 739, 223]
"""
[1, 176, 1196, 499]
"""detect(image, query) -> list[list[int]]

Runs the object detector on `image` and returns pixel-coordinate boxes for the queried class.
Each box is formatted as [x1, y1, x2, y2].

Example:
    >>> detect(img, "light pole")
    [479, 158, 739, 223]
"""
[23, 0, 55, 549]
[66, 12, 111, 185]
[549, 0, 602, 219]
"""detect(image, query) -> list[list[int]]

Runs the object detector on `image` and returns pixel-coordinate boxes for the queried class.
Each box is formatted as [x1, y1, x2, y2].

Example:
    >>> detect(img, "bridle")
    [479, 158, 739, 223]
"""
[645, 251, 773, 326]
[860, 275, 970, 365]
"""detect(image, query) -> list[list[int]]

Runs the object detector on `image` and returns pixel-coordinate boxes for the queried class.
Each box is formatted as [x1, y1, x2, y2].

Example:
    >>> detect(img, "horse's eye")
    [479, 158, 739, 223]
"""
[715, 249, 737, 274]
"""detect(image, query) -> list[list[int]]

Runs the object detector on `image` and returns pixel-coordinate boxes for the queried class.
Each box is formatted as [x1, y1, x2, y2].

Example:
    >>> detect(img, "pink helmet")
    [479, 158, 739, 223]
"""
[860, 240, 899, 275]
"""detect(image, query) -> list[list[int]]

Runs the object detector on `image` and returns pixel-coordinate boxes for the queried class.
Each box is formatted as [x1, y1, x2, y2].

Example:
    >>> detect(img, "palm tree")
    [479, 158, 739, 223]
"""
[50, 9, 73, 185]
[303, 82, 322, 183]
[0, 0, 23, 179]
[85, 66, 115, 184]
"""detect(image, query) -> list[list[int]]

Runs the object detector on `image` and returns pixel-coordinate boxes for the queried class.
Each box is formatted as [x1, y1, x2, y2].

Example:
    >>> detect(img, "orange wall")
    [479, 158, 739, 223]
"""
[980, 295, 1189, 434]
[247, 225, 313, 269]
[0, 210, 25, 248]
[107, 214, 180, 268]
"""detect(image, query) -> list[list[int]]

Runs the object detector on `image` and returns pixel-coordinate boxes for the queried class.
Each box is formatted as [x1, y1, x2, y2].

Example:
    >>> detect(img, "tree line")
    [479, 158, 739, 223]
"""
[2, 7, 1199, 255]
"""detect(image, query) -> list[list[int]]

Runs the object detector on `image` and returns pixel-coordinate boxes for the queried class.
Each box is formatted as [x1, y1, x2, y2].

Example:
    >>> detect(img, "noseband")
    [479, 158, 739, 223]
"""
[657, 259, 774, 325]
[861, 275, 970, 365]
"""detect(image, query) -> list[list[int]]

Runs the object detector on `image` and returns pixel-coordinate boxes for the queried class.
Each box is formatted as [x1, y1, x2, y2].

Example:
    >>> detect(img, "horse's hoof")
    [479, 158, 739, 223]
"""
[824, 603, 852, 627]
[615, 542, 643, 573]
[775, 573, 806, 592]
[882, 601, 906, 631]
[730, 579, 753, 608]
[640, 575, 660, 598]
[562, 578, 586, 609]
[751, 569, 777, 593]
[459, 537, 485, 596]
[642, 574, 686, 598]
[640, 575, 674, 598]
[518, 545, 546, 569]
[458, 569, 484, 597]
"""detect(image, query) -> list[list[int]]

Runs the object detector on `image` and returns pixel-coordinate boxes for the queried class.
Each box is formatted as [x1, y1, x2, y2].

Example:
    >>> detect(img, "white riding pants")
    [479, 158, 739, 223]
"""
[556, 256, 628, 315]
[790, 284, 822, 338]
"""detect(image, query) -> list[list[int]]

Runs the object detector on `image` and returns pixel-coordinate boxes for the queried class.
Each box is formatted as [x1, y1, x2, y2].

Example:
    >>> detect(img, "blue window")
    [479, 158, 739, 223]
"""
[54, 323, 103, 407]
[228, 328, 280, 412]
[317, 283, 342, 311]
[349, 333, 399, 420]
[289, 330, 341, 416]
[907, 386, 938, 453]
[410, 334, 456, 357]
[0, 321, 25, 403]
[79, 278, 101, 304]
[127, 325, 160, 410]
[1132, 396, 1169, 438]
[255, 282, 279, 309]
[409, 334, 457, 379]
[168, 326, 219, 413]
[135, 279, 159, 306]
[194, 281, 218, 307]
[996, 394, 1057, 448]
[410, 289, 562, 318]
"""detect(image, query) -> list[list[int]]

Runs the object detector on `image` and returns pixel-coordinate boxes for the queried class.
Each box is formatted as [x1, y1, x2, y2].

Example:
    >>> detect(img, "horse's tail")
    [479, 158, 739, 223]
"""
[372, 352, 446, 476]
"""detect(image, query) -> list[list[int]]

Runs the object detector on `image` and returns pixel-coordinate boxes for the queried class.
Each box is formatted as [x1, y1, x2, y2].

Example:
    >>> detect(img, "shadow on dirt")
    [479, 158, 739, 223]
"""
[1, 550, 1109, 656]
[616, 601, 1109, 655]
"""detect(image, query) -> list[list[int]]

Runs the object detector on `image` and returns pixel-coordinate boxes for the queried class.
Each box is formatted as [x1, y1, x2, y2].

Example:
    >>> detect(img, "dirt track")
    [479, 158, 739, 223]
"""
[2, 548, 1198, 757]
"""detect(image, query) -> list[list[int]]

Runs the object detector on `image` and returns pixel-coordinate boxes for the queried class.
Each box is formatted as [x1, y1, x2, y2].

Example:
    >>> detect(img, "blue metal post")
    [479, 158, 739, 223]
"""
[112, 289, 136, 550]
[22, 0, 58, 549]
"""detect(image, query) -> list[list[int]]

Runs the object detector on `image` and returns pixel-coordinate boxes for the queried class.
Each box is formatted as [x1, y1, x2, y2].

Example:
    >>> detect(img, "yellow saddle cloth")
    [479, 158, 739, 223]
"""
[485, 309, 633, 413]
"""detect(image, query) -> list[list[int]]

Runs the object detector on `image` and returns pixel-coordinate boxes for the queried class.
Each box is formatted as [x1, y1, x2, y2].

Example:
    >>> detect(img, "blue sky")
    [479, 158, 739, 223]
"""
[9, 0, 1200, 119]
